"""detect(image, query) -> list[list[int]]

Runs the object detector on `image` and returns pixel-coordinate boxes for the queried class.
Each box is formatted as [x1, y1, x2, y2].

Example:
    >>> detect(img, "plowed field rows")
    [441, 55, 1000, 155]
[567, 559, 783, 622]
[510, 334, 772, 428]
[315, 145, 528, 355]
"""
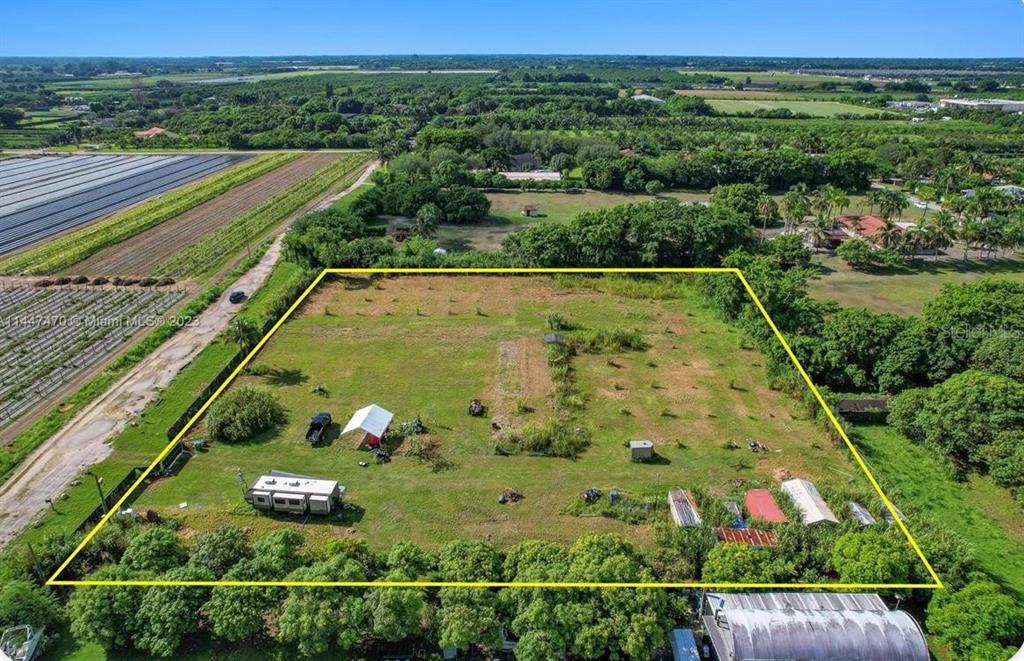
[69, 153, 344, 276]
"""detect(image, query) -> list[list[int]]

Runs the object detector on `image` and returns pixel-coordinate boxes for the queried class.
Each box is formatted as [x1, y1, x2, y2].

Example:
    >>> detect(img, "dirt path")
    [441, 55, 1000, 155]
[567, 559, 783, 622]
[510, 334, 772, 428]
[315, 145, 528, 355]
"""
[308, 159, 379, 212]
[0, 239, 283, 549]
[68, 154, 343, 276]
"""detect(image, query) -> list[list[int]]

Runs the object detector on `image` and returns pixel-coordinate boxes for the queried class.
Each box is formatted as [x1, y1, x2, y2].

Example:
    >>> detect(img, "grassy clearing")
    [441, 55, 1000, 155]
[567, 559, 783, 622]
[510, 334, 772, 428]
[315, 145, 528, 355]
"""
[809, 255, 1024, 316]
[130, 274, 882, 553]
[706, 99, 883, 117]
[852, 425, 1024, 596]
[405, 190, 711, 252]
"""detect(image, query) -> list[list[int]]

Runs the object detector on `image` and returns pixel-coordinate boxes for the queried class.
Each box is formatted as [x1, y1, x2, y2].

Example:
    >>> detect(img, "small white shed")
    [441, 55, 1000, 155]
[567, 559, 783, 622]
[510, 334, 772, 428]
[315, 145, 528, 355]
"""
[629, 439, 654, 461]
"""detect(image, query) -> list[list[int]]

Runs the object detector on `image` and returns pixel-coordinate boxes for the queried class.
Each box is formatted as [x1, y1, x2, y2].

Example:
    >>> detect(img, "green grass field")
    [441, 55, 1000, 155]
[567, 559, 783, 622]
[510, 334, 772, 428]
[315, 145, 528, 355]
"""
[706, 99, 884, 117]
[809, 255, 1024, 316]
[853, 425, 1024, 597]
[130, 274, 886, 555]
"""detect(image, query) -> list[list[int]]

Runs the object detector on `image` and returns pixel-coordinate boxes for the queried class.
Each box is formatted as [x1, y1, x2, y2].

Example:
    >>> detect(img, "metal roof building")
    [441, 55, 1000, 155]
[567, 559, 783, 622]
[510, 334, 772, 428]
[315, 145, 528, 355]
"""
[715, 527, 777, 547]
[781, 478, 839, 525]
[744, 489, 788, 523]
[668, 488, 702, 527]
[847, 500, 877, 526]
[702, 592, 929, 661]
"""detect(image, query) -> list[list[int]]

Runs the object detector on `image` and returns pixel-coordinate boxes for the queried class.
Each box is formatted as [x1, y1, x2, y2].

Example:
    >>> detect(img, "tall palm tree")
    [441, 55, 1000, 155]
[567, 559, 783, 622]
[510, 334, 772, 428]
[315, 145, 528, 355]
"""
[875, 221, 903, 251]
[928, 211, 957, 258]
[756, 195, 779, 240]
[865, 188, 885, 215]
[829, 187, 850, 217]
[879, 190, 909, 222]
[781, 189, 810, 235]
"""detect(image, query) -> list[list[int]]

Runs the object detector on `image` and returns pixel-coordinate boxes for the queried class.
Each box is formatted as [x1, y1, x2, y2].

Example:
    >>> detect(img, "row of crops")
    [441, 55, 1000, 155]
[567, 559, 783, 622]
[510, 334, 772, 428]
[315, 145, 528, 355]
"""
[155, 152, 371, 276]
[0, 286, 184, 428]
[0, 154, 248, 255]
[0, 152, 300, 275]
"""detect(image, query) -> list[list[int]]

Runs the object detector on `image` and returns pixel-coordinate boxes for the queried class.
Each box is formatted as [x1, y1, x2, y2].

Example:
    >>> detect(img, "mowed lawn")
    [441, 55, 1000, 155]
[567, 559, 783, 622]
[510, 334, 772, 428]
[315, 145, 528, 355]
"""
[809, 255, 1024, 316]
[853, 425, 1024, 597]
[432, 191, 711, 251]
[707, 99, 882, 116]
[134, 275, 881, 553]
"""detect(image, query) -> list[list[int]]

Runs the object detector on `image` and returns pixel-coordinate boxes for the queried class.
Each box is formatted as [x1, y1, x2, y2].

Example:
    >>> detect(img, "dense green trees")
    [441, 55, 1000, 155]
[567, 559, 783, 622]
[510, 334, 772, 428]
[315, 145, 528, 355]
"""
[926, 580, 1024, 660]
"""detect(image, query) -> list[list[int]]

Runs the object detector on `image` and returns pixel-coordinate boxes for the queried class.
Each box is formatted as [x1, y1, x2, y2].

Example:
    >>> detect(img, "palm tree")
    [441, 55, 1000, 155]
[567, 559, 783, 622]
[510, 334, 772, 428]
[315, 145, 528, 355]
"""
[927, 211, 957, 258]
[875, 221, 903, 251]
[879, 190, 909, 222]
[865, 188, 885, 215]
[756, 195, 779, 240]
[228, 317, 261, 353]
[781, 186, 811, 235]
[829, 187, 850, 217]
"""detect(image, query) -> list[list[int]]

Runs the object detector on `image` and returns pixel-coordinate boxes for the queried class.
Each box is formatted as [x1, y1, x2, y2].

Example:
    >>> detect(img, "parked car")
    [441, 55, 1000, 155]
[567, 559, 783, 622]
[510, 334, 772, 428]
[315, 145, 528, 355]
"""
[306, 412, 332, 444]
[229, 290, 246, 304]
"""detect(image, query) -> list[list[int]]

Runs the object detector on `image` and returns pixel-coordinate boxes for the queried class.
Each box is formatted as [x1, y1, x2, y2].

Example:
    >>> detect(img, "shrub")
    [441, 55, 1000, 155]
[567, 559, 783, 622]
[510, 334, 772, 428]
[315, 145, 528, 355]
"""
[205, 386, 285, 444]
[571, 328, 647, 353]
[502, 420, 590, 458]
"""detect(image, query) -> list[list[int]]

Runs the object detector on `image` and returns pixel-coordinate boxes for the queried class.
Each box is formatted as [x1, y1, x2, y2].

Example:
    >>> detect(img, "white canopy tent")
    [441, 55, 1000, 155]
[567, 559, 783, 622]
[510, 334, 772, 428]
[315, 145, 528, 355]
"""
[342, 404, 394, 440]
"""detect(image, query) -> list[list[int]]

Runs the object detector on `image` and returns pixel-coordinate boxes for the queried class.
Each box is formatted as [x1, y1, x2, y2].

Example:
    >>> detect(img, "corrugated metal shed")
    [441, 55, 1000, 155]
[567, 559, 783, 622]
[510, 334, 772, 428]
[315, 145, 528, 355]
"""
[744, 489, 788, 523]
[847, 501, 877, 526]
[668, 488, 702, 527]
[702, 592, 929, 661]
[781, 479, 839, 525]
[715, 527, 777, 547]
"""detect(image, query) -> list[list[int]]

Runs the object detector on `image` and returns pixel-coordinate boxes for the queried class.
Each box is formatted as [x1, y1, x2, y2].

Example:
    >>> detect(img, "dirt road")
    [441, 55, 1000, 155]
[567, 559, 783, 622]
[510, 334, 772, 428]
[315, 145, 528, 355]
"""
[0, 242, 285, 549]
[309, 159, 379, 212]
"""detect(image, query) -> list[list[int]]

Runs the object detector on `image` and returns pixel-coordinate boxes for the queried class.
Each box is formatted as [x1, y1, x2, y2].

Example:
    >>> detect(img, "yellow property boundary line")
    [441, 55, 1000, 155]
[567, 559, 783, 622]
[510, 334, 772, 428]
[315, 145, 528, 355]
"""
[48, 268, 943, 590]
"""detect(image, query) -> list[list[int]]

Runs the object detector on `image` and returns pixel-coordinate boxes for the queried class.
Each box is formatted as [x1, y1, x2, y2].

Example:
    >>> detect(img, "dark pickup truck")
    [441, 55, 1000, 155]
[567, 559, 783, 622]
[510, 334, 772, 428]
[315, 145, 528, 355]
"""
[305, 412, 332, 444]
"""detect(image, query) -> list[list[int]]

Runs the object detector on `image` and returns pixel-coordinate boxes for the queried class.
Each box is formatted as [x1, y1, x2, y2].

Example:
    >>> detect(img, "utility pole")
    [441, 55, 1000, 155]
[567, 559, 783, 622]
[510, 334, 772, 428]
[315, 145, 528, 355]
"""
[87, 471, 107, 515]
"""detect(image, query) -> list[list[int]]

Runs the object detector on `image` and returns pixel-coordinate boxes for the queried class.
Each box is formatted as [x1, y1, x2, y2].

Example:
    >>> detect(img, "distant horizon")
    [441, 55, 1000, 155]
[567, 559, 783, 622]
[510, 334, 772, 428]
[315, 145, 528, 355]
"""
[3, 54, 1024, 62]
[3, 0, 1021, 59]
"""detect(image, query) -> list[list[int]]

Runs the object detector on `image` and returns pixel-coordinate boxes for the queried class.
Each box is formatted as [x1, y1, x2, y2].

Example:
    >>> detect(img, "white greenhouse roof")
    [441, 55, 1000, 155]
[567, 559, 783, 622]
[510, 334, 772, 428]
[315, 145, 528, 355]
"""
[342, 404, 394, 437]
[703, 592, 928, 661]
[781, 478, 839, 525]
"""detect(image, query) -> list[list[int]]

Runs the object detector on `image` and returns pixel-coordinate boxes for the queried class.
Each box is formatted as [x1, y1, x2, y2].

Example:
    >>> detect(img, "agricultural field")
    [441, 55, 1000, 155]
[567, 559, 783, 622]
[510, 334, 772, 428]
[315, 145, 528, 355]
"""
[69, 152, 352, 276]
[153, 151, 372, 277]
[0, 152, 296, 275]
[132, 274, 893, 557]
[679, 69, 860, 85]
[0, 153, 248, 255]
[705, 99, 884, 116]
[0, 285, 183, 430]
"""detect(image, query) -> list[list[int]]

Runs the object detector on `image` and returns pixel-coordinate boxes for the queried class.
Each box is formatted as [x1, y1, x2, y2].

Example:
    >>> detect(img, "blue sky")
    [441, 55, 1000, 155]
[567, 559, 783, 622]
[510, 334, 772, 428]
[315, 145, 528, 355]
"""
[2, 0, 1021, 58]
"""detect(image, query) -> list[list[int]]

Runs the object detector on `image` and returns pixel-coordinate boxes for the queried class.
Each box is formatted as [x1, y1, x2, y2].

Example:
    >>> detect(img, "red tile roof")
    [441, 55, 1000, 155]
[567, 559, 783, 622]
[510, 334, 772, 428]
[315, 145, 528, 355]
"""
[744, 489, 788, 523]
[715, 527, 778, 547]
[837, 214, 888, 238]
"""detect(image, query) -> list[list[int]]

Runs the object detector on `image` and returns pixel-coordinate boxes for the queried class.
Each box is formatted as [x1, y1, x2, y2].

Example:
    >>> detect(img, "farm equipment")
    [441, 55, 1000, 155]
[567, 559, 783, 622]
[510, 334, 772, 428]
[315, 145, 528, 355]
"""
[468, 399, 485, 416]
[306, 412, 332, 444]
[498, 488, 524, 504]
[371, 447, 391, 463]
[398, 416, 426, 435]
